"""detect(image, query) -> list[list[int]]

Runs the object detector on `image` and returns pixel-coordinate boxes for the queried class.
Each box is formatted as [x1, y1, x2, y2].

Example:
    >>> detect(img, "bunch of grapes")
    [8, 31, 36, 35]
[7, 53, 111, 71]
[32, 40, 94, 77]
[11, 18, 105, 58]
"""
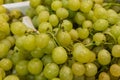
[1, 0, 120, 80]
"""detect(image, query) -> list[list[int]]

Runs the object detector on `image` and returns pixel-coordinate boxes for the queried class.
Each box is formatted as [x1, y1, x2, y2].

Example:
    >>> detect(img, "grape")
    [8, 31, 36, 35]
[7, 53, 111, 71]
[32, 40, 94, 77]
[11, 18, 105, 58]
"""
[35, 5, 47, 15]
[43, 63, 59, 79]
[94, 0, 103, 4]
[68, 0, 80, 11]
[85, 63, 98, 77]
[86, 10, 97, 22]
[35, 72, 47, 80]
[26, 7, 35, 18]
[23, 35, 36, 51]
[52, 46, 68, 64]
[69, 29, 79, 41]
[72, 62, 85, 76]
[10, 21, 27, 36]
[31, 48, 44, 58]
[0, 68, 5, 79]
[59, 66, 73, 80]
[94, 4, 107, 19]
[42, 54, 53, 66]
[1, 39, 11, 49]
[86, 76, 96, 80]
[0, 13, 9, 22]
[35, 33, 50, 48]
[3, 75, 19, 80]
[6, 36, 15, 47]
[38, 11, 49, 23]
[77, 28, 89, 39]
[49, 14, 59, 27]
[28, 58, 43, 75]
[61, 20, 73, 32]
[110, 25, 120, 38]
[0, 6, 7, 14]
[98, 72, 110, 80]
[74, 12, 85, 25]
[56, 30, 72, 47]
[112, 45, 120, 57]
[43, 0, 52, 6]
[0, 58, 12, 71]
[10, 9, 22, 19]
[80, 0, 93, 13]
[62, 0, 68, 9]
[51, 0, 62, 11]
[98, 49, 111, 65]
[72, 43, 92, 63]
[32, 16, 39, 28]
[93, 33, 106, 46]
[56, 8, 69, 19]
[38, 22, 52, 33]
[110, 64, 120, 77]
[93, 19, 108, 31]
[15, 60, 28, 76]
[82, 20, 93, 29]
[107, 9, 119, 24]
[30, 0, 41, 8]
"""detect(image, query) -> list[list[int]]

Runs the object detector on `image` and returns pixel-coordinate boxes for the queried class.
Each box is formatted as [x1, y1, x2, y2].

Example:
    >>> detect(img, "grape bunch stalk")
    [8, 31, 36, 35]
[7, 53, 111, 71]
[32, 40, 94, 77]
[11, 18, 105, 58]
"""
[1, 0, 120, 80]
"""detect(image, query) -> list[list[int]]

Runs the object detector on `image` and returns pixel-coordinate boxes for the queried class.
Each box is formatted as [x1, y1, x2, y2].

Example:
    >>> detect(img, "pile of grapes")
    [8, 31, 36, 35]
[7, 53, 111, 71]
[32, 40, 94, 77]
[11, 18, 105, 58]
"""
[0, 0, 28, 4]
[1, 0, 120, 80]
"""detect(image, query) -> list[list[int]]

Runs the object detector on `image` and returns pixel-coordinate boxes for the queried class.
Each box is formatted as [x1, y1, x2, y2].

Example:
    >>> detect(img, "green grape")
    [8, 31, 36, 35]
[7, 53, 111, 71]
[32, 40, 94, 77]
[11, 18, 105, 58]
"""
[0, 39, 11, 49]
[26, 7, 35, 18]
[10, 21, 27, 36]
[0, 43, 9, 58]
[93, 19, 108, 31]
[35, 72, 47, 80]
[86, 10, 97, 22]
[68, 0, 80, 11]
[88, 51, 96, 63]
[80, 0, 93, 13]
[31, 48, 44, 58]
[62, 0, 68, 9]
[93, 33, 106, 46]
[10, 9, 22, 19]
[35, 5, 47, 15]
[49, 14, 59, 27]
[0, 6, 7, 14]
[42, 54, 53, 66]
[56, 30, 72, 47]
[28, 58, 43, 75]
[51, 78, 60, 80]
[51, 0, 62, 11]
[0, 13, 9, 22]
[43, 63, 59, 79]
[23, 35, 36, 51]
[94, 4, 107, 19]
[35, 33, 50, 48]
[110, 64, 120, 77]
[30, 0, 41, 8]
[74, 12, 85, 25]
[85, 76, 96, 80]
[0, 68, 5, 79]
[3, 75, 19, 80]
[61, 20, 73, 32]
[15, 60, 28, 76]
[52, 46, 68, 64]
[0, 21, 10, 36]
[38, 22, 52, 33]
[72, 62, 85, 76]
[6, 36, 15, 47]
[43, 0, 53, 6]
[77, 28, 89, 39]
[82, 20, 93, 29]
[107, 9, 119, 24]
[11, 51, 25, 65]
[44, 38, 56, 54]
[26, 74, 35, 80]
[112, 45, 120, 57]
[38, 11, 49, 23]
[85, 63, 98, 77]
[32, 16, 39, 28]
[72, 43, 92, 63]
[110, 25, 120, 38]
[56, 8, 69, 19]
[69, 29, 79, 41]
[98, 72, 110, 80]
[93, 0, 103, 4]
[59, 66, 73, 80]
[98, 49, 111, 65]
[0, 58, 12, 71]
[73, 75, 85, 80]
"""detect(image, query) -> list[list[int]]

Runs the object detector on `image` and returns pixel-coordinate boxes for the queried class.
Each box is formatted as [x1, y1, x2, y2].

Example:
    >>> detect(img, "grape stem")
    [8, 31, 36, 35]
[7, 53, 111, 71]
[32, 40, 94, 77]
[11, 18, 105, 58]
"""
[103, 2, 120, 8]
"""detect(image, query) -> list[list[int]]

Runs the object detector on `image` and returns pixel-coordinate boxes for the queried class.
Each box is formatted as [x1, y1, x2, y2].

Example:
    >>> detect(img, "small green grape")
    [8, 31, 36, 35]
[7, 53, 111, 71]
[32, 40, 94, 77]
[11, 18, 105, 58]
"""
[110, 64, 120, 77]
[112, 45, 120, 57]
[3, 75, 19, 80]
[51, 0, 62, 11]
[30, 0, 41, 8]
[98, 72, 110, 80]
[68, 0, 80, 11]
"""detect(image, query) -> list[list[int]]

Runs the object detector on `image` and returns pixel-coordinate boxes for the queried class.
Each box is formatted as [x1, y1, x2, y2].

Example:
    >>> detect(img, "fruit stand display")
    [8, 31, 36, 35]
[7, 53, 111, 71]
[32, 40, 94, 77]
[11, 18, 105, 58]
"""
[1, 0, 120, 80]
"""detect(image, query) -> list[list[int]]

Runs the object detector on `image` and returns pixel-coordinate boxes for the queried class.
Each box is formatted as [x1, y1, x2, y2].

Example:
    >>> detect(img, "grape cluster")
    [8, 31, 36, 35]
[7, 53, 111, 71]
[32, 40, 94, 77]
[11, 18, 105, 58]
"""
[1, 0, 120, 80]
